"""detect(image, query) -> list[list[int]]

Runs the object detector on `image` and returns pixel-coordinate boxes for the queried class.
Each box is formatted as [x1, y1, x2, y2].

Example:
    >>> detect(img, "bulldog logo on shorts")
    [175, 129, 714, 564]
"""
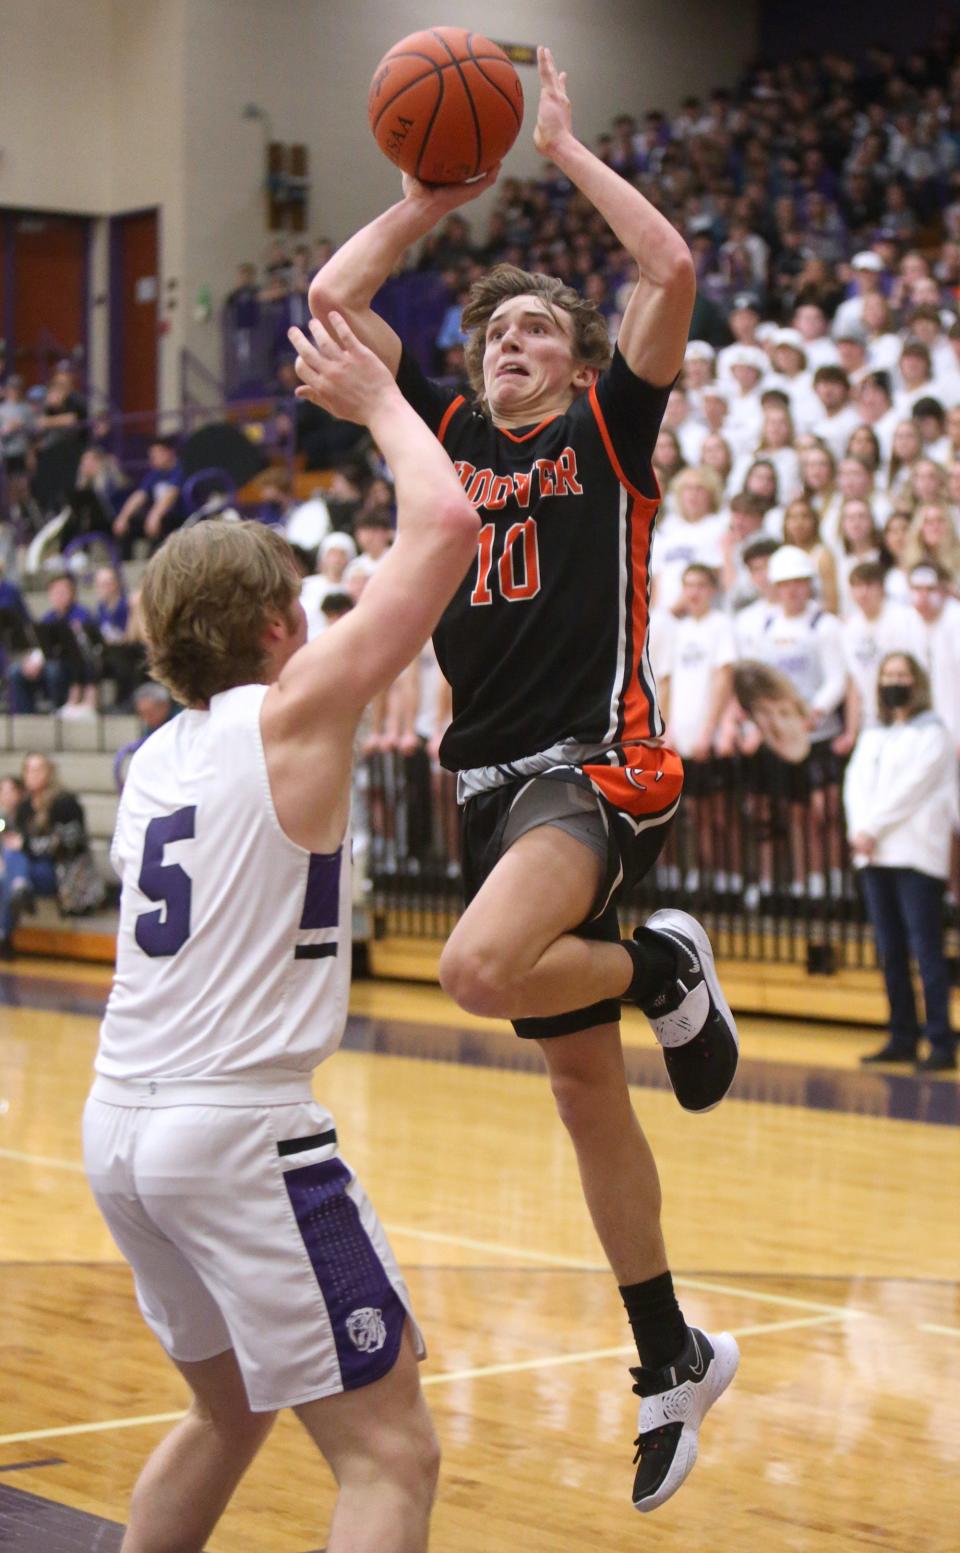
[346, 1306, 387, 1354]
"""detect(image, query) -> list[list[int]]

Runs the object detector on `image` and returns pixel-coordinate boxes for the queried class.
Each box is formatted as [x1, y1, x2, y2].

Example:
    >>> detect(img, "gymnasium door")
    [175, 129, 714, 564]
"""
[109, 208, 159, 418]
[0, 209, 90, 384]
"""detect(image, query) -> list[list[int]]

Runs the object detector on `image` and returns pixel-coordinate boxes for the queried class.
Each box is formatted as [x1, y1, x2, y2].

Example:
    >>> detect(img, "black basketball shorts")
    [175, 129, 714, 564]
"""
[459, 753, 683, 1040]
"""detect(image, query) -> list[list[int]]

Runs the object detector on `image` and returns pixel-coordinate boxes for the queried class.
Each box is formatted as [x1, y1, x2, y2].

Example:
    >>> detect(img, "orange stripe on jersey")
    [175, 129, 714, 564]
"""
[498, 415, 560, 444]
[622, 493, 657, 742]
[583, 748, 684, 821]
[588, 383, 663, 508]
[437, 396, 465, 446]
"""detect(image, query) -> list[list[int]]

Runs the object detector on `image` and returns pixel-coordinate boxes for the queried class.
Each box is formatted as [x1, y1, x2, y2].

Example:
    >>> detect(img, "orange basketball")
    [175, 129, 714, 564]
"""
[368, 26, 524, 184]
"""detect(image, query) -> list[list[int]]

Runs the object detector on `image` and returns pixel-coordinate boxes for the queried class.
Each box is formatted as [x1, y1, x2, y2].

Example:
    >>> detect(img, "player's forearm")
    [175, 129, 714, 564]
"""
[365, 388, 476, 542]
[544, 132, 692, 287]
[310, 199, 436, 314]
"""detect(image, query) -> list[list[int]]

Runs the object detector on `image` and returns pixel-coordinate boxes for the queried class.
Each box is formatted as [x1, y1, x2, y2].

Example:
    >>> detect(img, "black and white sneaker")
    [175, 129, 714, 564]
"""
[631, 1326, 739, 1513]
[637, 909, 739, 1112]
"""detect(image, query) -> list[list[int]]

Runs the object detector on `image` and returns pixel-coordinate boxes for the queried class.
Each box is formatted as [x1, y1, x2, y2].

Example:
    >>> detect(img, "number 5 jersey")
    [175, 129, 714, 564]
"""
[97, 685, 352, 1082]
[395, 346, 672, 790]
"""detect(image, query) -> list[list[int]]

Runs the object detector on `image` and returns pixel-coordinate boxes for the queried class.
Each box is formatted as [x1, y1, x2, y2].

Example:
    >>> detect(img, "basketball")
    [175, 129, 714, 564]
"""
[368, 26, 524, 184]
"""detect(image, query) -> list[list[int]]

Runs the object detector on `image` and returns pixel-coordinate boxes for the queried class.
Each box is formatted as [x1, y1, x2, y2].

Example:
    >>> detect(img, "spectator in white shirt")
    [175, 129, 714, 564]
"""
[882, 511, 914, 604]
[902, 562, 960, 749]
[886, 418, 924, 497]
[793, 304, 840, 371]
[903, 501, 960, 584]
[894, 339, 937, 418]
[832, 250, 886, 339]
[835, 498, 885, 616]
[652, 467, 728, 612]
[782, 497, 841, 614]
[861, 294, 902, 375]
[653, 427, 687, 500]
[732, 537, 779, 657]
[810, 366, 862, 461]
[842, 560, 915, 729]
[911, 398, 952, 467]
[844, 651, 958, 1071]
[845, 423, 884, 477]
[730, 395, 802, 506]
[766, 329, 818, 427]
[856, 368, 900, 459]
[699, 432, 734, 499]
[755, 544, 849, 897]
[717, 293, 763, 382]
[834, 325, 871, 389]
[719, 493, 767, 608]
[299, 530, 357, 639]
[664, 563, 737, 892]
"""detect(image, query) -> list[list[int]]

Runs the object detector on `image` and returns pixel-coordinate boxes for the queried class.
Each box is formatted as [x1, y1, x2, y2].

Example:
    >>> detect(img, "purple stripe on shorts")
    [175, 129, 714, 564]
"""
[299, 849, 342, 930]
[283, 1157, 405, 1391]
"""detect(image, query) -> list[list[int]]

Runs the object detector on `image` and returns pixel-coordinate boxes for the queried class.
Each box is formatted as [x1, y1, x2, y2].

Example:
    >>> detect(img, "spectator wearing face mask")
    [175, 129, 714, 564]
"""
[844, 652, 958, 1072]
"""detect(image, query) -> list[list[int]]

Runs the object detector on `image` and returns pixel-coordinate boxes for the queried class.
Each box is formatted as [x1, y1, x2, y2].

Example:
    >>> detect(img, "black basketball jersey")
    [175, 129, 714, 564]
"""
[395, 346, 670, 774]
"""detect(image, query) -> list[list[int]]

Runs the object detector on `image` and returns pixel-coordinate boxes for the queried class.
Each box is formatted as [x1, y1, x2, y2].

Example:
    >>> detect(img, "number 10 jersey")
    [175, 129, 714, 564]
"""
[96, 685, 352, 1086]
[395, 346, 671, 777]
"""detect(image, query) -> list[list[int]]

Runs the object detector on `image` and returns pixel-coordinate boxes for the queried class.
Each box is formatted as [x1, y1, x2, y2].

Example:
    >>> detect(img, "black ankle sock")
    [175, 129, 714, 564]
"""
[619, 1270, 688, 1370]
[621, 928, 679, 1006]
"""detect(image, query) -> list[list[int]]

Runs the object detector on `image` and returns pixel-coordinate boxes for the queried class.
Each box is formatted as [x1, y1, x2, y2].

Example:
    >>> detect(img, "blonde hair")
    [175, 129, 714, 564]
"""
[461, 263, 612, 409]
[21, 752, 59, 830]
[670, 465, 723, 514]
[903, 501, 960, 578]
[140, 521, 301, 705]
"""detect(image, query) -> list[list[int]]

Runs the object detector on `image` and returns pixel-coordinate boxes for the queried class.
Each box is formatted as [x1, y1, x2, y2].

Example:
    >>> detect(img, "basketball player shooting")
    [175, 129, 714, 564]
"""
[296, 45, 740, 1512]
[82, 317, 478, 1553]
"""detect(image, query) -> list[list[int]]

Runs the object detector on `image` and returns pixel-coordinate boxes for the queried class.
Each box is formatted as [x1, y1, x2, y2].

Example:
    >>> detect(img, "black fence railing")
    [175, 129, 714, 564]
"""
[361, 749, 960, 978]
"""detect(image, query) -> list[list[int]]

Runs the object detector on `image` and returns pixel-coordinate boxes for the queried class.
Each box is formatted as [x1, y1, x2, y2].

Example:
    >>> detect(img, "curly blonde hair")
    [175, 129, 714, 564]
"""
[140, 521, 301, 705]
[461, 263, 613, 410]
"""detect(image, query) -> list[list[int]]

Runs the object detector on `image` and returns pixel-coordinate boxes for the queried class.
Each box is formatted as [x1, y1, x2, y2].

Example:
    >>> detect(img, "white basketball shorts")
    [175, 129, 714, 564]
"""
[82, 1081, 425, 1412]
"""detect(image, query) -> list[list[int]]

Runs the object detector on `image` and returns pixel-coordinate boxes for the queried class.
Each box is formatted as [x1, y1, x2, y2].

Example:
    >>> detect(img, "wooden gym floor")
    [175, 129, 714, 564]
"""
[1, 960, 958, 1552]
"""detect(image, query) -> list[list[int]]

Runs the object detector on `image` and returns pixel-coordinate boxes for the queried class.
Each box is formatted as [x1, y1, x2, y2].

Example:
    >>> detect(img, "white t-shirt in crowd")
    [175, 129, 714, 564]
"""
[756, 602, 847, 741]
[665, 611, 736, 755]
[733, 596, 776, 660]
[842, 601, 915, 725]
[651, 512, 729, 611]
[901, 598, 960, 747]
[809, 403, 862, 462]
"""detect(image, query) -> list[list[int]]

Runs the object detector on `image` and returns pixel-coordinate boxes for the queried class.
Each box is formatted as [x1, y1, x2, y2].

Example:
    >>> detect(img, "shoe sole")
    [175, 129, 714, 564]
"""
[645, 909, 740, 1112]
[634, 1332, 740, 1514]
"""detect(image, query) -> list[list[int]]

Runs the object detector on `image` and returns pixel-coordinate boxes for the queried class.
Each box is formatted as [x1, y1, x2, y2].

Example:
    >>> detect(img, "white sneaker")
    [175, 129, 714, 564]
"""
[631, 1326, 740, 1512]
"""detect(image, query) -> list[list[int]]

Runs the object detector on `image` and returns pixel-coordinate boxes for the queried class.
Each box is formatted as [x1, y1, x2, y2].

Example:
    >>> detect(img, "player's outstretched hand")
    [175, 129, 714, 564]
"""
[288, 314, 396, 424]
[401, 163, 501, 215]
[534, 45, 573, 159]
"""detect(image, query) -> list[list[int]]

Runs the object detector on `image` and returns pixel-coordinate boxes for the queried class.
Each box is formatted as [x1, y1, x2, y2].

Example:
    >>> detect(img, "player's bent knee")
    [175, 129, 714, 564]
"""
[547, 1066, 621, 1136]
[439, 940, 516, 1017]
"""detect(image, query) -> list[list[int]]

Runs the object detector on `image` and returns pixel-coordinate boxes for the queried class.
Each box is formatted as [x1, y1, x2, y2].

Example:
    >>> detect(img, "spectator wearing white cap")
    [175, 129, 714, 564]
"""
[682, 339, 716, 420]
[766, 329, 820, 431]
[300, 530, 358, 639]
[832, 250, 886, 340]
[902, 562, 960, 750]
[724, 345, 766, 447]
[717, 293, 762, 383]
[755, 543, 849, 897]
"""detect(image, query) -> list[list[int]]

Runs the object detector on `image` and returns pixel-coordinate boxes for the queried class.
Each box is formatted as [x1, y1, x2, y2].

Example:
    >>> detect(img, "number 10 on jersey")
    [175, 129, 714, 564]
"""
[470, 519, 541, 606]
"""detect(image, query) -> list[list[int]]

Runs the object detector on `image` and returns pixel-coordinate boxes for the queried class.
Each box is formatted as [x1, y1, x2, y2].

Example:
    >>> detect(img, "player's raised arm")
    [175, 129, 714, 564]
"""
[532, 46, 695, 387]
[268, 312, 478, 726]
[308, 169, 498, 376]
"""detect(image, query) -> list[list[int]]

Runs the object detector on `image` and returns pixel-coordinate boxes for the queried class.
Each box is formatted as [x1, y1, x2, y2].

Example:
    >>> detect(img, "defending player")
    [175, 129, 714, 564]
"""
[297, 47, 739, 1512]
[82, 315, 478, 1553]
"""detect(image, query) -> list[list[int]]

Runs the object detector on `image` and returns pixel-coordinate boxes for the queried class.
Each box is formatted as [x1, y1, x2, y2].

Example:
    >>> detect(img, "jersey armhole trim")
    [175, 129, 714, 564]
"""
[588, 382, 661, 509]
[437, 395, 466, 445]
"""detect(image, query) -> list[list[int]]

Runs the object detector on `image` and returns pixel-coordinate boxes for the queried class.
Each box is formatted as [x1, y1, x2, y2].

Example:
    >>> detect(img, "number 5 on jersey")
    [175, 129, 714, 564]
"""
[135, 806, 196, 957]
[470, 519, 541, 606]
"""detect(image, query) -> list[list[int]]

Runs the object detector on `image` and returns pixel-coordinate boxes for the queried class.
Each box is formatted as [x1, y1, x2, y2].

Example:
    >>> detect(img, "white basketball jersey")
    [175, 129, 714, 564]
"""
[97, 685, 351, 1084]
